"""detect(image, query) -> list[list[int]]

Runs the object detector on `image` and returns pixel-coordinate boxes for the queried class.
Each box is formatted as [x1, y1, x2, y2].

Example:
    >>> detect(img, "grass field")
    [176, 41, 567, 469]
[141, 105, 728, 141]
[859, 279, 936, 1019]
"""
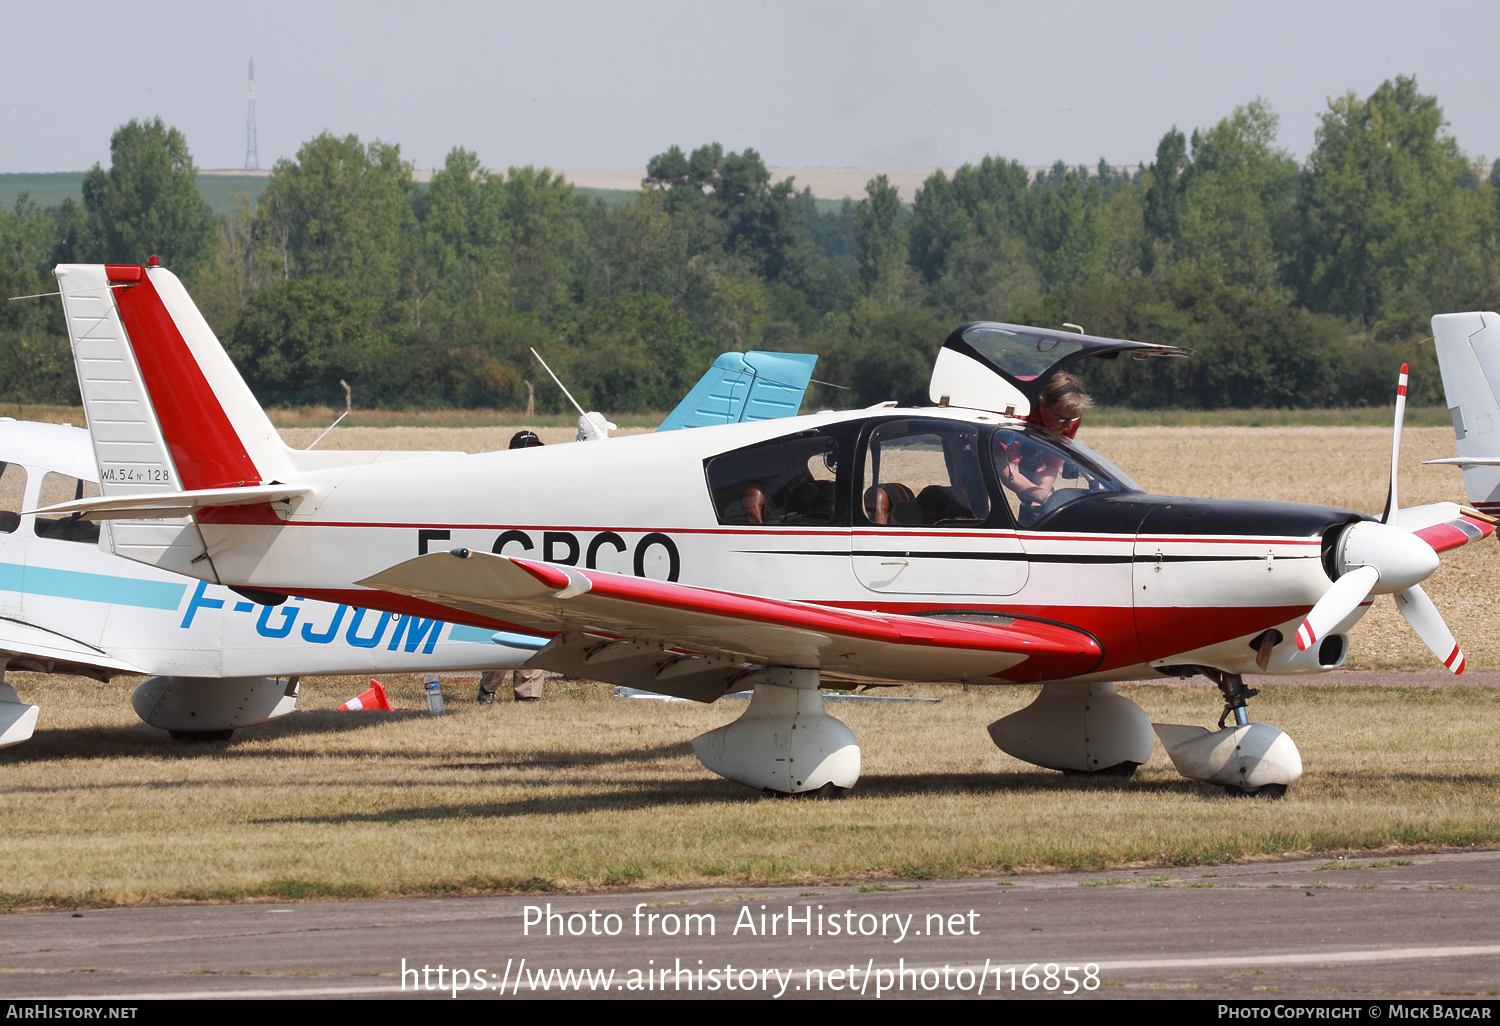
[2, 673, 1497, 911]
[2, 421, 1496, 909]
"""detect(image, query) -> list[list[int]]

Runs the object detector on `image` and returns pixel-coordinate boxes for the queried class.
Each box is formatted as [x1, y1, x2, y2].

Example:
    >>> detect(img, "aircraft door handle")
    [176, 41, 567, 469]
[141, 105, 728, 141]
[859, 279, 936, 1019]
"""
[881, 560, 909, 566]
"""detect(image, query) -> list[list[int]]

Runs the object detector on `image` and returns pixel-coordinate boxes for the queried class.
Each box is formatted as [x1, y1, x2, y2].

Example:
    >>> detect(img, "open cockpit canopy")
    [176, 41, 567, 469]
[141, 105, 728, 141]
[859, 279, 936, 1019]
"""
[928, 322, 1192, 416]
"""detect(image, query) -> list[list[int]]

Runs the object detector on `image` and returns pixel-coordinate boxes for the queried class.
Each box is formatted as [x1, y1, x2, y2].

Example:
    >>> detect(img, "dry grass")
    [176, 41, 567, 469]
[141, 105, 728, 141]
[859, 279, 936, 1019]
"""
[2, 671, 1498, 910]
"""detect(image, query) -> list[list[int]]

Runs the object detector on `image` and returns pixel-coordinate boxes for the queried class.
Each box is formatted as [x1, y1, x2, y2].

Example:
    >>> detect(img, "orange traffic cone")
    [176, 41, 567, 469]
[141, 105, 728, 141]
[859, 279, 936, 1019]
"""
[339, 679, 391, 712]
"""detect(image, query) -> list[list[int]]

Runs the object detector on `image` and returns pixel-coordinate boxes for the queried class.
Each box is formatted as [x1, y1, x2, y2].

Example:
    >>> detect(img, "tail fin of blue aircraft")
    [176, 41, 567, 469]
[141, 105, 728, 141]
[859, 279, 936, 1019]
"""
[656, 351, 818, 432]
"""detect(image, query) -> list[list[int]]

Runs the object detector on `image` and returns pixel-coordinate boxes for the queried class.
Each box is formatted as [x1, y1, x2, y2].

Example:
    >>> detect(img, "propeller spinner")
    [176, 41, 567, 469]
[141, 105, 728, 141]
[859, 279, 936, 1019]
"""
[1295, 364, 1466, 673]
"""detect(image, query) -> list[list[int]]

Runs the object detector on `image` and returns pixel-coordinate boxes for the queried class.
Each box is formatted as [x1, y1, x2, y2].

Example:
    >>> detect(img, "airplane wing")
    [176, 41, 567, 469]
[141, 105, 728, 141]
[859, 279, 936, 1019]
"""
[0, 616, 148, 680]
[357, 550, 1103, 702]
[1394, 502, 1497, 553]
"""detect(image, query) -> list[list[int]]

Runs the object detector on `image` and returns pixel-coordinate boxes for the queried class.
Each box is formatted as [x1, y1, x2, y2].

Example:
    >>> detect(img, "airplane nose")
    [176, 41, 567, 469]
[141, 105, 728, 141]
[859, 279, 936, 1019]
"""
[1336, 520, 1439, 594]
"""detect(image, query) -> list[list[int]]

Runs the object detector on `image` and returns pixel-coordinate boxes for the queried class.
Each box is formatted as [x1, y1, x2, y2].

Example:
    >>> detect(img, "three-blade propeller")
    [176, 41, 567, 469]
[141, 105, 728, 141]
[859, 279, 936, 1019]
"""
[1295, 364, 1466, 673]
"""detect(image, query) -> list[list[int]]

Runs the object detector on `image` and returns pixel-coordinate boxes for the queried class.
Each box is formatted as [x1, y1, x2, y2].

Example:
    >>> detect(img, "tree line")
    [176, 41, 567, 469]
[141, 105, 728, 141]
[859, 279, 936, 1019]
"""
[2, 75, 1496, 414]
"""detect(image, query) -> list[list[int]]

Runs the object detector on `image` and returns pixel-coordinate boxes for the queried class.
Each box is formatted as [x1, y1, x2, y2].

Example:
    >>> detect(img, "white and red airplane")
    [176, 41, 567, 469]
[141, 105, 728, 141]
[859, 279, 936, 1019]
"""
[36, 261, 1493, 796]
[0, 345, 818, 750]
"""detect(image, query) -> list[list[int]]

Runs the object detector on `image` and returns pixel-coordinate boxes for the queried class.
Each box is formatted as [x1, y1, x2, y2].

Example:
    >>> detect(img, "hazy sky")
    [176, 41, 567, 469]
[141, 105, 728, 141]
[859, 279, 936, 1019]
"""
[4, 1, 1498, 174]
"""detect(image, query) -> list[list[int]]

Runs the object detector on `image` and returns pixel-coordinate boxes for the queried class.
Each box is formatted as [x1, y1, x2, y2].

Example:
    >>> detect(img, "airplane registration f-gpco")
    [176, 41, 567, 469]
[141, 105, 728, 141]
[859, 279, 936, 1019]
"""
[42, 262, 1493, 796]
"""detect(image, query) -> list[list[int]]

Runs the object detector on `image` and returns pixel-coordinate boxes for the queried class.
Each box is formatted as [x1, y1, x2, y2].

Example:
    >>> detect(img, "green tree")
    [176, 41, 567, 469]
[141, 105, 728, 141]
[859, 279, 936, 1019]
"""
[1038, 171, 1107, 288]
[494, 167, 588, 320]
[421, 147, 508, 311]
[807, 299, 948, 407]
[255, 133, 414, 300]
[0, 197, 76, 404]
[854, 175, 908, 300]
[80, 118, 216, 276]
[1297, 75, 1497, 327]
[1143, 127, 1188, 252]
[909, 157, 1035, 285]
[1174, 99, 1298, 291]
[564, 293, 713, 411]
[225, 277, 376, 405]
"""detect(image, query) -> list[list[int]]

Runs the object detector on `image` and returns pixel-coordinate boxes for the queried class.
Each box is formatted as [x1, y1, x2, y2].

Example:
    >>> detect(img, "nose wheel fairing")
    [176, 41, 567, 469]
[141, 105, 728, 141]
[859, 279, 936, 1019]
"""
[1153, 722, 1302, 794]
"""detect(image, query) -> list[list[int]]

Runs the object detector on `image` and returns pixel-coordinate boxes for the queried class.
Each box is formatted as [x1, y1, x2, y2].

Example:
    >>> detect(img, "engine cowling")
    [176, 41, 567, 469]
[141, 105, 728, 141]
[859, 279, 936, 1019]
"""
[131, 675, 300, 736]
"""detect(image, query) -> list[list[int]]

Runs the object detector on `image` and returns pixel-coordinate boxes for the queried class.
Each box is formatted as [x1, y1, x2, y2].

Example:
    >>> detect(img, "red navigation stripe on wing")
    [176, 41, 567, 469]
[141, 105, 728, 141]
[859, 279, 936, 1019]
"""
[507, 557, 1103, 682]
[107, 266, 262, 491]
[1413, 515, 1493, 554]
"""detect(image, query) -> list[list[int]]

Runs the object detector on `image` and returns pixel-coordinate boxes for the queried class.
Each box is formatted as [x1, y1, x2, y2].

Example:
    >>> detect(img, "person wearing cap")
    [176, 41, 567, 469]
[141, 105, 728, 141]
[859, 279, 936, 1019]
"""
[1024, 372, 1093, 439]
[478, 430, 548, 703]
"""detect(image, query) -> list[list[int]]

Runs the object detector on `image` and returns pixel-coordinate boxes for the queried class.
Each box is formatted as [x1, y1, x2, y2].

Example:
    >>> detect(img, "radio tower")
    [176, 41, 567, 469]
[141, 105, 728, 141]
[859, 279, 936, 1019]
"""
[244, 58, 259, 171]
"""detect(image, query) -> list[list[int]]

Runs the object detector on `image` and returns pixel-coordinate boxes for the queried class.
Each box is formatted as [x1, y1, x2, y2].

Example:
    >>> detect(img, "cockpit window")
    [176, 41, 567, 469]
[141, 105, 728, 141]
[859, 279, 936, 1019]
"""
[992, 428, 1127, 528]
[706, 430, 841, 526]
[0, 463, 24, 535]
[34, 472, 101, 544]
[860, 419, 990, 527]
[961, 325, 1085, 381]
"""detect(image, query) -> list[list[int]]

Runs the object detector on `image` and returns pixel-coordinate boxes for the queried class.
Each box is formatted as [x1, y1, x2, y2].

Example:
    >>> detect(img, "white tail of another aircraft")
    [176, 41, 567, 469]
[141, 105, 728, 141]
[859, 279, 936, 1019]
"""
[1430, 312, 1500, 516]
[54, 263, 453, 581]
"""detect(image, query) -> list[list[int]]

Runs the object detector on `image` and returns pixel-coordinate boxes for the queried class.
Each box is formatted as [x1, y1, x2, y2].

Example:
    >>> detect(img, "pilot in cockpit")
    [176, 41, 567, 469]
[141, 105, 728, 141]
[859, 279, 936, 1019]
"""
[995, 433, 1062, 510]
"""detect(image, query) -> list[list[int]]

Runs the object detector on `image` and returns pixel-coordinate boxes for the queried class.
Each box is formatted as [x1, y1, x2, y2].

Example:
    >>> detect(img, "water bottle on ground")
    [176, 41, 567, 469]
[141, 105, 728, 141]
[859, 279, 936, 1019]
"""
[423, 674, 445, 715]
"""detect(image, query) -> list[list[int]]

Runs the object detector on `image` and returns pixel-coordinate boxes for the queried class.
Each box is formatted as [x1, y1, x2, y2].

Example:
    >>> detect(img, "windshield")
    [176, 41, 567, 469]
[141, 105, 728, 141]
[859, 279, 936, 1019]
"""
[992, 427, 1135, 528]
[961, 325, 1085, 381]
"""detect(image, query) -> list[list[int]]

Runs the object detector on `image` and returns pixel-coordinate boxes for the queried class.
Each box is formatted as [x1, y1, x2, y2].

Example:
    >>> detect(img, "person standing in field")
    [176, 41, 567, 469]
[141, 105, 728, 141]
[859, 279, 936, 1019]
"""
[478, 429, 548, 704]
[1024, 372, 1093, 439]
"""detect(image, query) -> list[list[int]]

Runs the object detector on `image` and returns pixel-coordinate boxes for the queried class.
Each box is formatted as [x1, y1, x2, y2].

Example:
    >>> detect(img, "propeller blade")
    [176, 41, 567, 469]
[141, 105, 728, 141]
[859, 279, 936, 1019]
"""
[1296, 565, 1379, 651]
[1382, 363, 1408, 524]
[1393, 585, 1465, 674]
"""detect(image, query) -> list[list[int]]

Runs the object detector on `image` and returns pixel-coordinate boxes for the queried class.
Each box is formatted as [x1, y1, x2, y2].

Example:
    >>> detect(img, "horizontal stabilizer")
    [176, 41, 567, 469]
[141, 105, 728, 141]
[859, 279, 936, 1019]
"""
[1424, 456, 1500, 466]
[29, 484, 311, 522]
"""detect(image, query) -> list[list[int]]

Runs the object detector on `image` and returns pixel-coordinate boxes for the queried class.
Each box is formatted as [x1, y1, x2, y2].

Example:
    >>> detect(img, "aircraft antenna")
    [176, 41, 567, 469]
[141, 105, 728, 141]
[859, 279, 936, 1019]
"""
[244, 58, 259, 171]
[305, 380, 352, 450]
[530, 347, 588, 418]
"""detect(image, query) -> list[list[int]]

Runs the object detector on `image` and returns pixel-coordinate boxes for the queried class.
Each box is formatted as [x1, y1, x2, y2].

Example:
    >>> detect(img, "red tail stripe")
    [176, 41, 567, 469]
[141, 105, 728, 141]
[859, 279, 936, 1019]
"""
[111, 269, 261, 491]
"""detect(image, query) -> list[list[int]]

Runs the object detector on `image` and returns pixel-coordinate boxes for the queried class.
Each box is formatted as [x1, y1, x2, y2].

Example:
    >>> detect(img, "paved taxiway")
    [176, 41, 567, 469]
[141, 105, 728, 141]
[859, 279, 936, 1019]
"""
[2, 850, 1497, 999]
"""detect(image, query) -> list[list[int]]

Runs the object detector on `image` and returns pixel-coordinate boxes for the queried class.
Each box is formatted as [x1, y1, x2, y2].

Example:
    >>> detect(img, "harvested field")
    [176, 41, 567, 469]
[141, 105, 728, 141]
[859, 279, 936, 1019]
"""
[2, 672, 1498, 909]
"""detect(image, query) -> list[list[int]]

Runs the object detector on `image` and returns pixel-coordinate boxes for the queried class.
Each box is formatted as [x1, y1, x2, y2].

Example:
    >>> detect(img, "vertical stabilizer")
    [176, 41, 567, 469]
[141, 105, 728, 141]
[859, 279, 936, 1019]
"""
[55, 263, 298, 578]
[1432, 312, 1500, 514]
[657, 351, 818, 431]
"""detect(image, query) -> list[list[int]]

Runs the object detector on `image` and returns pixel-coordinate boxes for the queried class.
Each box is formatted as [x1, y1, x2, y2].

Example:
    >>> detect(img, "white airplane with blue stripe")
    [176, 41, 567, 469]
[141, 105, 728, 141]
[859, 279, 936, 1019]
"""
[0, 419, 541, 747]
